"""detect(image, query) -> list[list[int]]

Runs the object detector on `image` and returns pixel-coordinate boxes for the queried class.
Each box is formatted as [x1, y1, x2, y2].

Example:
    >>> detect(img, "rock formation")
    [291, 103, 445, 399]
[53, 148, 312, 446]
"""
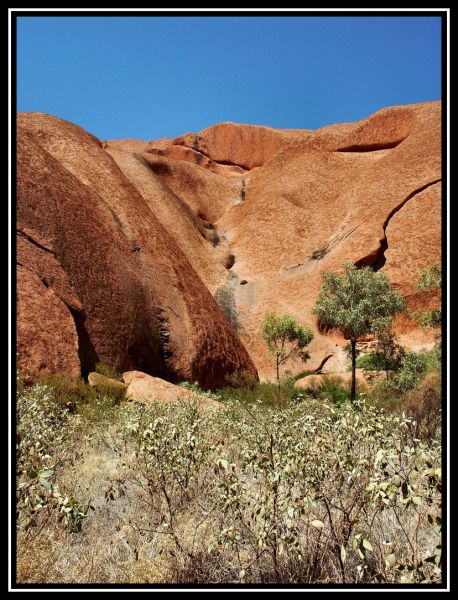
[17, 114, 257, 389]
[16, 101, 441, 384]
[122, 371, 222, 408]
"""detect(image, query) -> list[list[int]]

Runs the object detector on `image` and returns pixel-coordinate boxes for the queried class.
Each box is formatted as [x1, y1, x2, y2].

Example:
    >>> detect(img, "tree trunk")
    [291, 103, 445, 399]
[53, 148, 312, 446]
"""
[351, 339, 357, 402]
[276, 357, 280, 388]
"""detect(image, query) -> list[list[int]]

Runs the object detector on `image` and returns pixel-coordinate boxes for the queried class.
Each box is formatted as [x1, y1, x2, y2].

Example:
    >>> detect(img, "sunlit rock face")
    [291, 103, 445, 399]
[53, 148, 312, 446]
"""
[17, 101, 441, 383]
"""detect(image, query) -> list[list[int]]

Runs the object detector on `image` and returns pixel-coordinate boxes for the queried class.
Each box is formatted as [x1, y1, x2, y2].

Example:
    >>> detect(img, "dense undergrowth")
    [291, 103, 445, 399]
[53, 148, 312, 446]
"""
[15, 346, 442, 585]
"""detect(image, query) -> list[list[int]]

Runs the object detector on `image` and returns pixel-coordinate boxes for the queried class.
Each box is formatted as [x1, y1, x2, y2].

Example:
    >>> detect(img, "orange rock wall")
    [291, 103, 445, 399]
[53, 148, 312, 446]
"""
[17, 114, 257, 388]
[17, 101, 442, 383]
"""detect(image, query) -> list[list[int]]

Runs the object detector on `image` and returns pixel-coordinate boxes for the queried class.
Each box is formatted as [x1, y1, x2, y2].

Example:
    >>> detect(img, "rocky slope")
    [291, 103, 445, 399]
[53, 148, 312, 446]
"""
[17, 115, 257, 388]
[16, 101, 441, 384]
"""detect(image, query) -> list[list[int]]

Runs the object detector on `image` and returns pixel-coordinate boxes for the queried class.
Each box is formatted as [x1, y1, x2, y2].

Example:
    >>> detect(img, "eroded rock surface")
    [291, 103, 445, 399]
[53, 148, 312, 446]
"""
[17, 114, 257, 388]
[17, 101, 441, 383]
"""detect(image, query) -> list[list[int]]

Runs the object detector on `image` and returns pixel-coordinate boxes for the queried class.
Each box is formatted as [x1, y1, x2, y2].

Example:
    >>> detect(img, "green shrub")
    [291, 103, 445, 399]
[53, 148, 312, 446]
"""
[75, 391, 121, 423]
[39, 373, 123, 422]
[116, 396, 442, 584]
[302, 375, 367, 406]
[404, 372, 441, 441]
[16, 382, 90, 532]
[368, 378, 402, 413]
[369, 347, 440, 413]
[221, 371, 267, 408]
[414, 263, 442, 331]
[373, 330, 405, 376]
[307, 375, 347, 405]
[289, 369, 316, 383]
[355, 353, 385, 371]
[178, 380, 223, 403]
[392, 351, 427, 392]
[424, 344, 442, 374]
[40, 373, 97, 412]
[217, 380, 297, 409]
[262, 312, 314, 385]
[354, 335, 404, 375]
[225, 369, 258, 390]
[16, 363, 442, 584]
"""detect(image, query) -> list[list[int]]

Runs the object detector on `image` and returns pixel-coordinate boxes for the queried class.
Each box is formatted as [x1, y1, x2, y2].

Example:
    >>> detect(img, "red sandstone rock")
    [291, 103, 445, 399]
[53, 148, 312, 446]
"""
[17, 264, 80, 378]
[17, 113, 257, 388]
[16, 101, 441, 384]
[161, 122, 309, 171]
[210, 102, 441, 378]
[122, 371, 222, 408]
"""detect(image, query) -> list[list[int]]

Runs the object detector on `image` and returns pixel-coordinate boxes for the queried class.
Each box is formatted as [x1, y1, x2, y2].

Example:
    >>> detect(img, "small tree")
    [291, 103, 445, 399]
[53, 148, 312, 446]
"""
[414, 263, 442, 331]
[312, 262, 405, 401]
[262, 313, 314, 386]
[374, 329, 405, 379]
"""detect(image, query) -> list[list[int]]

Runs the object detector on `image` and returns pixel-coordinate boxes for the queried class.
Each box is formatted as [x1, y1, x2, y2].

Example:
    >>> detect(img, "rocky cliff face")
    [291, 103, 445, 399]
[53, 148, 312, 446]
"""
[16, 101, 441, 384]
[16, 114, 257, 388]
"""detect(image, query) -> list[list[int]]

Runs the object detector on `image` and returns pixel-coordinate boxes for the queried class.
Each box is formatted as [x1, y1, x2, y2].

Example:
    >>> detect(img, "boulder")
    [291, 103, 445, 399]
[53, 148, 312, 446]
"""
[122, 371, 222, 408]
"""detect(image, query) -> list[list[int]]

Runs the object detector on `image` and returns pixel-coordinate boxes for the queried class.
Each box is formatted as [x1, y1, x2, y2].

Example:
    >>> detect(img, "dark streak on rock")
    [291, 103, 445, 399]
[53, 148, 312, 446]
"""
[355, 179, 441, 271]
[17, 230, 55, 254]
[67, 306, 99, 379]
[336, 139, 404, 152]
[314, 354, 333, 374]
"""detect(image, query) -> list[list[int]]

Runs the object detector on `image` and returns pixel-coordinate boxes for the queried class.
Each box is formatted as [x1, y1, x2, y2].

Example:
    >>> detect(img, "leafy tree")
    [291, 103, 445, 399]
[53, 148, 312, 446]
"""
[312, 262, 405, 401]
[262, 313, 314, 386]
[414, 263, 442, 330]
[392, 351, 427, 392]
[374, 329, 405, 379]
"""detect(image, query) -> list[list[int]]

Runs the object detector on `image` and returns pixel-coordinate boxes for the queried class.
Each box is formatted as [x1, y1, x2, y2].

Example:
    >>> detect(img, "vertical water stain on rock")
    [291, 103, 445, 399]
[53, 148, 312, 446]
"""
[214, 273, 239, 331]
[240, 179, 246, 201]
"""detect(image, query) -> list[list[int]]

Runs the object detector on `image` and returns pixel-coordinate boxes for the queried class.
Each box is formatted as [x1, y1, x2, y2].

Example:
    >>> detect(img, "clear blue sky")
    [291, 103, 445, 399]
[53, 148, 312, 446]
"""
[16, 15, 442, 141]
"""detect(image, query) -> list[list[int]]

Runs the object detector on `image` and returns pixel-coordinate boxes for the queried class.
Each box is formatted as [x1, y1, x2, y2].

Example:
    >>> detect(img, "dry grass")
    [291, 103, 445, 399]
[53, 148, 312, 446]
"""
[16, 378, 442, 586]
[16, 430, 173, 584]
[404, 372, 441, 441]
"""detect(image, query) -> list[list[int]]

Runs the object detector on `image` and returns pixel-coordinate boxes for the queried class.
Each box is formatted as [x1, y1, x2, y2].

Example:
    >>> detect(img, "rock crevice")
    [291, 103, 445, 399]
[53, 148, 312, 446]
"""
[336, 139, 405, 152]
[355, 178, 441, 271]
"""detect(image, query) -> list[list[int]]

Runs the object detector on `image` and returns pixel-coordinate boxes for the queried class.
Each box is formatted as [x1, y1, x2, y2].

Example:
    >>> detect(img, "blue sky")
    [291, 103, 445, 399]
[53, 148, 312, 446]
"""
[16, 15, 442, 140]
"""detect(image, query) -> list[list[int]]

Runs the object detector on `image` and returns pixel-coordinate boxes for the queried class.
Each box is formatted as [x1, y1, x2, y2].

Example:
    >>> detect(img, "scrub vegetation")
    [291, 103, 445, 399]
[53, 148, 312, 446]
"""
[15, 263, 443, 585]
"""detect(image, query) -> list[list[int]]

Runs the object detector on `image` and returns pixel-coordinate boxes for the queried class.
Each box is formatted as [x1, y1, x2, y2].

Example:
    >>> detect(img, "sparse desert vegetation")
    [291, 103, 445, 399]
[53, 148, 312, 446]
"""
[16, 339, 442, 585]
[15, 261, 443, 585]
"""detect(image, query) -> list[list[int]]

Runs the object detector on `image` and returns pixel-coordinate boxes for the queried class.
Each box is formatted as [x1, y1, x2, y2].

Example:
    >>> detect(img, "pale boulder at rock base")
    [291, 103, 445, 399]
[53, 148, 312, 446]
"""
[122, 371, 222, 408]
